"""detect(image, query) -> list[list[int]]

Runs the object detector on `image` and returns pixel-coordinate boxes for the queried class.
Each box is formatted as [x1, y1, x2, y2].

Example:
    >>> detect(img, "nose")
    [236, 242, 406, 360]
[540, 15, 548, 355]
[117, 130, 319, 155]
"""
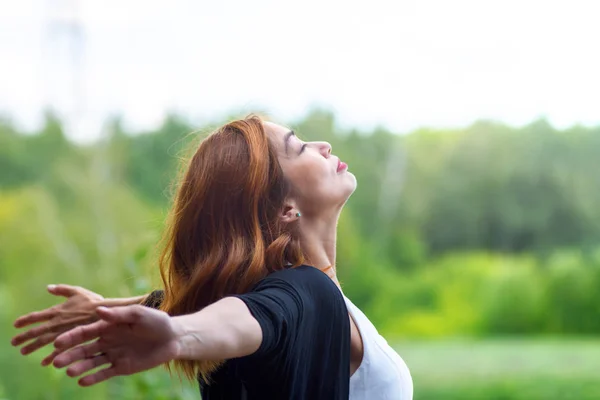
[317, 141, 332, 158]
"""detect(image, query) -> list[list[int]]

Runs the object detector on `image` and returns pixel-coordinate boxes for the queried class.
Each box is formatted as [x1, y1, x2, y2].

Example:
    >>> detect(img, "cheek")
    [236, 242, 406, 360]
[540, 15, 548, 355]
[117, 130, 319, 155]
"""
[289, 164, 343, 207]
[281, 157, 351, 210]
[289, 161, 328, 191]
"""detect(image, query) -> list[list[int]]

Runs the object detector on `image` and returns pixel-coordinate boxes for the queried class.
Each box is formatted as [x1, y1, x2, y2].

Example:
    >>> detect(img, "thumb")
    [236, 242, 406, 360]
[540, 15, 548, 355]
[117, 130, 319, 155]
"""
[96, 305, 145, 324]
[47, 284, 78, 298]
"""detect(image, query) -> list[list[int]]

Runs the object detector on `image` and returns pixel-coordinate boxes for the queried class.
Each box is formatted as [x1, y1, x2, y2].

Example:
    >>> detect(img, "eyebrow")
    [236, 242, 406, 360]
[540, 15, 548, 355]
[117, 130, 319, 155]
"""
[284, 130, 295, 155]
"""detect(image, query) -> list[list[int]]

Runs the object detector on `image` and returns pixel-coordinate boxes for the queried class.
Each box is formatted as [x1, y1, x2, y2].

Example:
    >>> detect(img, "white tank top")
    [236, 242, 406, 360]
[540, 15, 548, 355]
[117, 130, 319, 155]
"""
[345, 296, 413, 400]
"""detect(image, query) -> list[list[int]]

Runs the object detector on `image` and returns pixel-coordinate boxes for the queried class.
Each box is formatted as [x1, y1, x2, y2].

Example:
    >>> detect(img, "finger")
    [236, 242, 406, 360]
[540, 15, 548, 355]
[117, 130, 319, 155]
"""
[13, 308, 57, 329]
[67, 354, 110, 377]
[78, 366, 118, 387]
[54, 319, 109, 350]
[54, 340, 103, 368]
[41, 348, 64, 366]
[47, 284, 79, 298]
[96, 305, 144, 324]
[12, 322, 55, 346]
[20, 332, 56, 355]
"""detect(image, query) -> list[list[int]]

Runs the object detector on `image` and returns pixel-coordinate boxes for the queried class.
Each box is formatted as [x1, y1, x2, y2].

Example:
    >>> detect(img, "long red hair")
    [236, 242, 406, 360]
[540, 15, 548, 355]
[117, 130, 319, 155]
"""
[158, 115, 304, 381]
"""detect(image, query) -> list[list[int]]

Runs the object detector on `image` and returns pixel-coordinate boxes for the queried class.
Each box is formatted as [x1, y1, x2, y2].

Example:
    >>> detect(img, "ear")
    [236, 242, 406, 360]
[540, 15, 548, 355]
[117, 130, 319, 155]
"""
[280, 202, 301, 224]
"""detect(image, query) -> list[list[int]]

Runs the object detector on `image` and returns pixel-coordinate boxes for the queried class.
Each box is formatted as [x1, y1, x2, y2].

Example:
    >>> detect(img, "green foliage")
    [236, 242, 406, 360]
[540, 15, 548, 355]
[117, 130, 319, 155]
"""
[119, 115, 198, 204]
[4, 111, 600, 258]
[351, 251, 600, 338]
[2, 110, 600, 398]
[544, 251, 600, 333]
[0, 162, 193, 399]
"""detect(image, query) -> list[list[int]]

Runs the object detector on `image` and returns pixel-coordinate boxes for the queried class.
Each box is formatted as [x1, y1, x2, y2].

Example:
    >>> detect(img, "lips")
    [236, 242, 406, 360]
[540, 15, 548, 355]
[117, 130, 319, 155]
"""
[337, 158, 348, 173]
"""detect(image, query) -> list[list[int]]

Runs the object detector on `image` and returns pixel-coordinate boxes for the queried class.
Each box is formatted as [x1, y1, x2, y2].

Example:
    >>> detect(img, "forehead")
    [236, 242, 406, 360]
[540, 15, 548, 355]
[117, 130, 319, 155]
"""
[263, 121, 291, 152]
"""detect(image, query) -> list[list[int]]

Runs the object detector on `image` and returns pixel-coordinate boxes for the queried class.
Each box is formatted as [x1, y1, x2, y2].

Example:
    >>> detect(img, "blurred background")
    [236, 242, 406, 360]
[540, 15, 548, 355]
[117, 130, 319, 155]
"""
[1, 0, 600, 399]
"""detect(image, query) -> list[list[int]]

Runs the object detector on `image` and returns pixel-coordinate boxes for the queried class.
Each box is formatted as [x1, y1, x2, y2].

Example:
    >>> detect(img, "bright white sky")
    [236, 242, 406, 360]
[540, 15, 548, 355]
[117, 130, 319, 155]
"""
[0, 0, 599, 141]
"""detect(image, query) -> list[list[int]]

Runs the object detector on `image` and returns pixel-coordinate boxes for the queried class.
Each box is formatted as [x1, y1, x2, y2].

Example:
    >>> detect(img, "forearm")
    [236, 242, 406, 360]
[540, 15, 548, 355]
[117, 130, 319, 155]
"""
[171, 297, 262, 361]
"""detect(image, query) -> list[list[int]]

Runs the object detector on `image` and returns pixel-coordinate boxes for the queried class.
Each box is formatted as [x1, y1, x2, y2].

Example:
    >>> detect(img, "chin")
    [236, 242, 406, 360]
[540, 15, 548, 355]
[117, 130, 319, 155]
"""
[347, 171, 358, 190]
[341, 174, 357, 201]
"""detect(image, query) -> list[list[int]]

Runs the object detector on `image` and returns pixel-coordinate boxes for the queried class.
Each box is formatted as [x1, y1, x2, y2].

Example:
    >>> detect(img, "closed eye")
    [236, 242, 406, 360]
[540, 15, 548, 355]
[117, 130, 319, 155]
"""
[299, 143, 307, 155]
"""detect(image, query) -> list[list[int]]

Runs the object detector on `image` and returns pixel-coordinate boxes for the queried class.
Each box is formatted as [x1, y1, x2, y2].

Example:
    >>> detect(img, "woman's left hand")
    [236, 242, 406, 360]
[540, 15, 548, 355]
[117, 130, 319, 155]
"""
[12, 284, 104, 364]
[52, 305, 181, 387]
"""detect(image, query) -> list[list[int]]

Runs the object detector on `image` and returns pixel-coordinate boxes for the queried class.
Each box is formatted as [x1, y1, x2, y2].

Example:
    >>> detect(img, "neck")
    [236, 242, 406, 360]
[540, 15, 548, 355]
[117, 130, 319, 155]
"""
[297, 209, 341, 287]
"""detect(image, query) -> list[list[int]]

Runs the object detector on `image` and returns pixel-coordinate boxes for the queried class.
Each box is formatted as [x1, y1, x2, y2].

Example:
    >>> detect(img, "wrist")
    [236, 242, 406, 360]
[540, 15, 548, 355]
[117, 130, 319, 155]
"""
[170, 315, 190, 361]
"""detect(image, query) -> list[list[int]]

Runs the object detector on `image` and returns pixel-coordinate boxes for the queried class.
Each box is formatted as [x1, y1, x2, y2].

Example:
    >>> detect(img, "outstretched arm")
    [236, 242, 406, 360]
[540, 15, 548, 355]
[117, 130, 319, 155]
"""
[52, 267, 338, 388]
[52, 297, 262, 386]
[11, 284, 151, 365]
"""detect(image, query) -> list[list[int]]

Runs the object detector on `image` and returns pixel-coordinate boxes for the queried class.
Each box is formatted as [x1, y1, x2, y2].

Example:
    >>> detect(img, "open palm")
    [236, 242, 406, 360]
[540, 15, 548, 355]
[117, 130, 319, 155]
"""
[53, 305, 181, 387]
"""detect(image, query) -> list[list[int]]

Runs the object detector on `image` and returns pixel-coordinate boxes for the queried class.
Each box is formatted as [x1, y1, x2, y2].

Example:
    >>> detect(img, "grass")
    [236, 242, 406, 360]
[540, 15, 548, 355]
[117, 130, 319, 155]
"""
[395, 338, 600, 399]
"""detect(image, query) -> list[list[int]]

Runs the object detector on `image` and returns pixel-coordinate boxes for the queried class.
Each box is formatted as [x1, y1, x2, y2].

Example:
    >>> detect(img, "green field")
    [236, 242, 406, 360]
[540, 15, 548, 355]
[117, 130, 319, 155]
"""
[397, 339, 600, 400]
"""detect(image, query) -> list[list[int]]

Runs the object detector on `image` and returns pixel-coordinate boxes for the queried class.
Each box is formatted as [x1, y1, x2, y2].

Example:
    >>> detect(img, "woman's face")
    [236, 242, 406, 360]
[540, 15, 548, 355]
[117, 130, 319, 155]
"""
[264, 121, 357, 217]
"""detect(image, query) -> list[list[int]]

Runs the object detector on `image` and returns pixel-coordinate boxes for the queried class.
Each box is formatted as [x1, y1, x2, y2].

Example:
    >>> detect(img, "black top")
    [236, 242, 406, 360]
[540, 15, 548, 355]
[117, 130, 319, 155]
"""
[143, 265, 350, 400]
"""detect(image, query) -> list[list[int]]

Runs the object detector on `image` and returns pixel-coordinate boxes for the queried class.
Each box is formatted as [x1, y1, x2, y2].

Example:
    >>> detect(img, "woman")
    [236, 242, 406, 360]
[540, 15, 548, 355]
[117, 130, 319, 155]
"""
[12, 116, 413, 399]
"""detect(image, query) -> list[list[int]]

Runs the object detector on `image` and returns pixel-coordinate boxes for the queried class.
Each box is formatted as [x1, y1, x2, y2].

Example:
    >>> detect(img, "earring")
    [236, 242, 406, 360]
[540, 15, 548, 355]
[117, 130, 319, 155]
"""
[296, 212, 301, 217]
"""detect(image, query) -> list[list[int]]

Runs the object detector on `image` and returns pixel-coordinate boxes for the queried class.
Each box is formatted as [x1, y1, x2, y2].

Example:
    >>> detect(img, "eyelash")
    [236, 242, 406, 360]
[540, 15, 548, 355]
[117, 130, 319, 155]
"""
[300, 144, 307, 154]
